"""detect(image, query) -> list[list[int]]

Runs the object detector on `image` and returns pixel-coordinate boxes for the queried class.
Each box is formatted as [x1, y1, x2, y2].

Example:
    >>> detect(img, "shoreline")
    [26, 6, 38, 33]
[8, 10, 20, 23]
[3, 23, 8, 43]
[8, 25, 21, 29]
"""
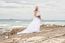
[0, 24, 65, 33]
[0, 24, 65, 28]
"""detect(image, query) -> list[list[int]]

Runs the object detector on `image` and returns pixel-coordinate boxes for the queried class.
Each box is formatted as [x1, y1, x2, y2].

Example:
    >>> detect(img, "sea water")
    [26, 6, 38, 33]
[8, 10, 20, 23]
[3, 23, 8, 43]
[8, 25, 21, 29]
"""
[0, 19, 65, 29]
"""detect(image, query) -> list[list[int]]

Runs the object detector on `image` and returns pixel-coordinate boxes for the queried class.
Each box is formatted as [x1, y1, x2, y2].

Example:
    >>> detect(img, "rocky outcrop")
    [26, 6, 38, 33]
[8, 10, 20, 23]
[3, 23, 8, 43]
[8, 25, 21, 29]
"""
[0, 25, 65, 43]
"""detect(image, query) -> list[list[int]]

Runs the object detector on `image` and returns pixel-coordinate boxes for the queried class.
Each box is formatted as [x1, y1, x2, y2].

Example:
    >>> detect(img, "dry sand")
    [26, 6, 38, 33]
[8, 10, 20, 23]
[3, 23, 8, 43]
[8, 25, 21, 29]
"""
[0, 24, 65, 43]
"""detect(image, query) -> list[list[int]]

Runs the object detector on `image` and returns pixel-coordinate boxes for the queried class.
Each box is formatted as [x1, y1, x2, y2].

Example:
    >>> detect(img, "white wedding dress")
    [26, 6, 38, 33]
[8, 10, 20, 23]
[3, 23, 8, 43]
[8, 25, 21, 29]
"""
[17, 16, 41, 34]
[17, 6, 41, 34]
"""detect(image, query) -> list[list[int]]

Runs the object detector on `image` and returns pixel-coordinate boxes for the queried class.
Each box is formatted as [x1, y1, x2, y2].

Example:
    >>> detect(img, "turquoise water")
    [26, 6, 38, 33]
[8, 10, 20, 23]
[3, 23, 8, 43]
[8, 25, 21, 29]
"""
[0, 19, 65, 28]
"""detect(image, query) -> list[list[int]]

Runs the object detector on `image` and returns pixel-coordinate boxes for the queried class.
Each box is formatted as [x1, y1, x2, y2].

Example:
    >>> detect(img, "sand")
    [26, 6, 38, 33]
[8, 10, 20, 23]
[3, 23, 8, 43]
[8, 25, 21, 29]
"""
[0, 24, 65, 43]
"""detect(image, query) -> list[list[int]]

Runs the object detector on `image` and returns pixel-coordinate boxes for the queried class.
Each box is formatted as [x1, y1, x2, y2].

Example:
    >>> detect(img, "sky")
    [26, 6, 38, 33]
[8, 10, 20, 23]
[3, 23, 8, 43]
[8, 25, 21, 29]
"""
[0, 0, 65, 20]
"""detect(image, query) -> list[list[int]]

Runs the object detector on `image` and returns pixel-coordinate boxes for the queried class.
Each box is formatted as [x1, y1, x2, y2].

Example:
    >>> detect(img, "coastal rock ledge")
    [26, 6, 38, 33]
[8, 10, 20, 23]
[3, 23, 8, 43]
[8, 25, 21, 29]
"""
[0, 25, 65, 43]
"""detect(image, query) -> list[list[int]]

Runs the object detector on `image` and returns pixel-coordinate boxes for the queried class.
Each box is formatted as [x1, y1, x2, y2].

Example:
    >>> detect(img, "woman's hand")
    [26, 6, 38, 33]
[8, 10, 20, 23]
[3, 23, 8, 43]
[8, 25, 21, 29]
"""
[34, 6, 39, 16]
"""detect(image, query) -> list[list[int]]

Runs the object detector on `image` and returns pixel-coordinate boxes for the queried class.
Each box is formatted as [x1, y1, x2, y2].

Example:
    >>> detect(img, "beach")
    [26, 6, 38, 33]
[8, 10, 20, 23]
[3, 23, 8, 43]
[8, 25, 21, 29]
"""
[0, 0, 65, 43]
[0, 24, 65, 43]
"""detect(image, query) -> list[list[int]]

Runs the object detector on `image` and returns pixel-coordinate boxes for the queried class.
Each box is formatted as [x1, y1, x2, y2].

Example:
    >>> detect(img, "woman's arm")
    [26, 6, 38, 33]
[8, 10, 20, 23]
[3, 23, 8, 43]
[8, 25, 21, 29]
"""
[33, 6, 41, 19]
[34, 6, 38, 16]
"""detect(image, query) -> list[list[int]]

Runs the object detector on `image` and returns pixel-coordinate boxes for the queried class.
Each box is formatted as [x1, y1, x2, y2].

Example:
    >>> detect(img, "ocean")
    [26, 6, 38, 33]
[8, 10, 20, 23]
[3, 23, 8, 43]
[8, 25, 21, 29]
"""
[0, 19, 65, 29]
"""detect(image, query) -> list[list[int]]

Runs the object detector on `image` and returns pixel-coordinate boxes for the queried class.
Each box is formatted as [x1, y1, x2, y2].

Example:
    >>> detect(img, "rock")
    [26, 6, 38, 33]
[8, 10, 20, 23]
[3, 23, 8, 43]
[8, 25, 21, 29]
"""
[2, 28, 25, 36]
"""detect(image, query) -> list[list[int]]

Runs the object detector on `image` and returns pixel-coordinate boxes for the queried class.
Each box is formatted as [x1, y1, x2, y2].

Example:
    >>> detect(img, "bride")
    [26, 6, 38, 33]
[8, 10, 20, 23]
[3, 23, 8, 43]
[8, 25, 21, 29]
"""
[17, 6, 41, 34]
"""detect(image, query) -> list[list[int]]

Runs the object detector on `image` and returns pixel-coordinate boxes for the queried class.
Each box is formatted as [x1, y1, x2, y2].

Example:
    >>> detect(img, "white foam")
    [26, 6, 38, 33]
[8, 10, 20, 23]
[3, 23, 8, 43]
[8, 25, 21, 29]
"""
[0, 24, 8, 26]
[43, 22, 65, 25]
[11, 26, 25, 28]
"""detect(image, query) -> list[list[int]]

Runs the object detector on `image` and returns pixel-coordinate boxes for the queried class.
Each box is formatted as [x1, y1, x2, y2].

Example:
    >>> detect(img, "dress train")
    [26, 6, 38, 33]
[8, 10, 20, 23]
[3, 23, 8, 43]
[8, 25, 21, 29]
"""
[17, 17, 41, 34]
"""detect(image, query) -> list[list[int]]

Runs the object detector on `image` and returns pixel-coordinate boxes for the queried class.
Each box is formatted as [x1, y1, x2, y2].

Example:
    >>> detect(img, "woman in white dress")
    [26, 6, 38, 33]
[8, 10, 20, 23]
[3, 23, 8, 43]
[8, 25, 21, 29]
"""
[17, 6, 41, 34]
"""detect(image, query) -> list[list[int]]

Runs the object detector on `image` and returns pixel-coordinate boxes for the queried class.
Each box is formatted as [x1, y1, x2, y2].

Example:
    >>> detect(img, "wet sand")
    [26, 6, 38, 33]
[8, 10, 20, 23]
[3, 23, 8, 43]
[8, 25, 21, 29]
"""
[0, 24, 65, 43]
